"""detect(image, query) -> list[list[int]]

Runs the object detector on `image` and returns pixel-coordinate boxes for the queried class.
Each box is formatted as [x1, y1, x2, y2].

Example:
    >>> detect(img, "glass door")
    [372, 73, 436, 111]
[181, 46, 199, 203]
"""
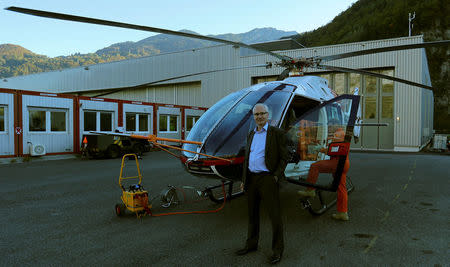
[361, 70, 395, 150]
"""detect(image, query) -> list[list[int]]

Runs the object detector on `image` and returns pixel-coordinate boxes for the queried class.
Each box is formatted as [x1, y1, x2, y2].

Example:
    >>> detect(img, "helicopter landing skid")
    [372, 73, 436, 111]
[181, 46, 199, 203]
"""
[299, 176, 354, 216]
[204, 181, 244, 204]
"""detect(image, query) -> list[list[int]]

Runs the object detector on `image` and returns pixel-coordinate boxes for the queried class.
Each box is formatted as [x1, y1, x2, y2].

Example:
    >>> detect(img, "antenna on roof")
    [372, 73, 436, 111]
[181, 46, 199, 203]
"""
[408, 12, 416, 36]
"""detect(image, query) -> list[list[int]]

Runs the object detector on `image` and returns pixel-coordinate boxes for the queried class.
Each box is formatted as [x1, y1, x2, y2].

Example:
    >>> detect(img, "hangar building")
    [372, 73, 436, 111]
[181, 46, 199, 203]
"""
[0, 35, 433, 157]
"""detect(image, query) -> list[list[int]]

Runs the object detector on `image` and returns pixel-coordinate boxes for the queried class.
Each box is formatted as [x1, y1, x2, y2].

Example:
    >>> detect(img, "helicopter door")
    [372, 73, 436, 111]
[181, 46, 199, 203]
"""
[284, 95, 360, 192]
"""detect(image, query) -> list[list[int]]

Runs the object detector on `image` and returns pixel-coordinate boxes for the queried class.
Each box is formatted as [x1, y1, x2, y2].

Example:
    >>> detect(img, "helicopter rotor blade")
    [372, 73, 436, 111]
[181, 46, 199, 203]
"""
[318, 64, 434, 90]
[5, 6, 291, 61]
[318, 40, 450, 62]
[91, 63, 271, 97]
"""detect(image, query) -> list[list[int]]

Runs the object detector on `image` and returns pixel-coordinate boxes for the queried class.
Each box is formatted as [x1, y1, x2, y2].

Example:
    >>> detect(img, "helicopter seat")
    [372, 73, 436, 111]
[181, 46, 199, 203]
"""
[297, 120, 318, 161]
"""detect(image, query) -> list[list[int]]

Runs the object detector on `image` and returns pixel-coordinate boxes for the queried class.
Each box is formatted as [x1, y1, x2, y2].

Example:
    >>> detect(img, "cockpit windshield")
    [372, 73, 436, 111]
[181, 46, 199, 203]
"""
[182, 83, 294, 158]
[182, 89, 248, 157]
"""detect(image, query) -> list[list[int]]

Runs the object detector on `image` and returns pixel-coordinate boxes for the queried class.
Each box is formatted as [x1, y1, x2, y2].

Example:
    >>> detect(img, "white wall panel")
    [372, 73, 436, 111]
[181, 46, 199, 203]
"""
[0, 92, 14, 155]
[184, 108, 204, 117]
[22, 95, 74, 154]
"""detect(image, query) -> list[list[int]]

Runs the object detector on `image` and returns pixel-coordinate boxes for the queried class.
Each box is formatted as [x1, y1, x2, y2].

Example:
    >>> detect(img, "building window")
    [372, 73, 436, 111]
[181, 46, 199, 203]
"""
[365, 75, 377, 94]
[139, 114, 149, 132]
[364, 97, 377, 119]
[51, 111, 66, 131]
[126, 112, 150, 132]
[318, 73, 331, 85]
[84, 111, 96, 131]
[186, 115, 200, 131]
[100, 112, 112, 131]
[83, 110, 113, 132]
[0, 106, 5, 132]
[29, 108, 67, 132]
[159, 114, 178, 132]
[349, 73, 361, 94]
[29, 110, 46, 132]
[381, 70, 394, 93]
[126, 113, 136, 131]
[333, 73, 345, 95]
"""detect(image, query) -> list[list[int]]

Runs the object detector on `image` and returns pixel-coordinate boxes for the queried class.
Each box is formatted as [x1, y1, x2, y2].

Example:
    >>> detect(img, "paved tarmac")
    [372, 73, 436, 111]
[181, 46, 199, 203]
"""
[1, 151, 449, 266]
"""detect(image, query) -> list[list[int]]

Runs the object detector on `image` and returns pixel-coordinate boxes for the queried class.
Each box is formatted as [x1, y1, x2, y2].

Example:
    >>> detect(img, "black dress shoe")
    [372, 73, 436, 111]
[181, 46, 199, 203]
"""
[269, 253, 282, 264]
[235, 246, 257, 256]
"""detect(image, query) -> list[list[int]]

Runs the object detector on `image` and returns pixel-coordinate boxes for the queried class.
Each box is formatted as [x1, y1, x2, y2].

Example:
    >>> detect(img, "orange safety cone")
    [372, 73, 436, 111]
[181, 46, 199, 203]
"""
[83, 136, 88, 144]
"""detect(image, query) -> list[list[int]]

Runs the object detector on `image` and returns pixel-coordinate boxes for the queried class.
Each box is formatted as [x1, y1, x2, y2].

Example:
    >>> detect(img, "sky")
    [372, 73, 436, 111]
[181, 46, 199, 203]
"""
[1, 0, 356, 57]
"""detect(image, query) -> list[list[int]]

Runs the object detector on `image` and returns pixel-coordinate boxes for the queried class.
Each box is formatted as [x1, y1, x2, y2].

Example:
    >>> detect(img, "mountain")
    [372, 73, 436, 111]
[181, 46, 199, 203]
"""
[95, 28, 297, 57]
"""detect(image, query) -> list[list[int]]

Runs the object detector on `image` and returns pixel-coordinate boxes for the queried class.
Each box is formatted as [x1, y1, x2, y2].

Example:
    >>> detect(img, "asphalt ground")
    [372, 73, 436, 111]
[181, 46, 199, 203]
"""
[1, 151, 449, 266]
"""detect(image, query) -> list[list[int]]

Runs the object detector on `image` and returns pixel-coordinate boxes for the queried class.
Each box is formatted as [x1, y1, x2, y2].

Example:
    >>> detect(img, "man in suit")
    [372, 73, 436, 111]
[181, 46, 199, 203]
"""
[236, 103, 288, 265]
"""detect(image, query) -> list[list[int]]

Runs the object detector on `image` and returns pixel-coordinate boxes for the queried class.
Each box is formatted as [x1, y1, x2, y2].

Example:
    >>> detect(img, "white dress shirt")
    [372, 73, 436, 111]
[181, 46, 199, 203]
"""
[249, 122, 270, 173]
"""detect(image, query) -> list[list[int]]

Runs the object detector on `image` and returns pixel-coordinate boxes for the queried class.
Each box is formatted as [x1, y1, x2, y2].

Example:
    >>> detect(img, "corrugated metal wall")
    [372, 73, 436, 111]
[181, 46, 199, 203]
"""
[1, 36, 432, 151]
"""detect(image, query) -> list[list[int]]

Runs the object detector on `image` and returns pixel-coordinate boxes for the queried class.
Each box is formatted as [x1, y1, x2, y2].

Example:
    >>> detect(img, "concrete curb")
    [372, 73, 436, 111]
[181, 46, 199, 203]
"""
[0, 154, 78, 165]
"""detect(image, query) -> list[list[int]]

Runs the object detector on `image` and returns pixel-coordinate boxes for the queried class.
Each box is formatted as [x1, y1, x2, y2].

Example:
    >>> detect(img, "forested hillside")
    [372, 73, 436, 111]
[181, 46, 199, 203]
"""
[0, 44, 143, 78]
[285, 0, 449, 130]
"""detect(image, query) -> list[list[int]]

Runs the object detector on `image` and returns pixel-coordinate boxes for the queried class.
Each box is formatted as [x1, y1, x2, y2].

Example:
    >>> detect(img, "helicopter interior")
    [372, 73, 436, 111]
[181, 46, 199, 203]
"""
[284, 95, 358, 191]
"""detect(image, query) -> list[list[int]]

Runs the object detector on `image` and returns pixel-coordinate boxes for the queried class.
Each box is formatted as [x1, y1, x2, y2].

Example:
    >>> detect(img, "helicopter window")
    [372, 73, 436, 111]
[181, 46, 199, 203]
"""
[281, 96, 319, 130]
[182, 89, 248, 157]
[285, 97, 357, 191]
[203, 89, 292, 157]
[326, 104, 343, 124]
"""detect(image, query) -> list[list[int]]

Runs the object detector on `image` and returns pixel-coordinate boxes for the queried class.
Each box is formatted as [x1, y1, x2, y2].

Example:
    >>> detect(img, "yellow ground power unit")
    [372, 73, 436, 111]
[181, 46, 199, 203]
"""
[115, 154, 152, 217]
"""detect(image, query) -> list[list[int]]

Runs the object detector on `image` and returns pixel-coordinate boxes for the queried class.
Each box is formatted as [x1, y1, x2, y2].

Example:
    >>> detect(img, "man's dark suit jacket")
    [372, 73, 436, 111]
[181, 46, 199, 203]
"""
[242, 125, 288, 190]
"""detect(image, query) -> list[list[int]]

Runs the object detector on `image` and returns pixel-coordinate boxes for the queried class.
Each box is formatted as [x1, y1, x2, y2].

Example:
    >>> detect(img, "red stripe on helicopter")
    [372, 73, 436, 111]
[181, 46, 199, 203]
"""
[180, 156, 244, 166]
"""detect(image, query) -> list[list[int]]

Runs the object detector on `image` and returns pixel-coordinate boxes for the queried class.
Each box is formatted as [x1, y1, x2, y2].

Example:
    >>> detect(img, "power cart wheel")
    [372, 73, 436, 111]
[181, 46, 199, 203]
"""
[107, 145, 121, 159]
[132, 142, 145, 155]
[115, 203, 126, 217]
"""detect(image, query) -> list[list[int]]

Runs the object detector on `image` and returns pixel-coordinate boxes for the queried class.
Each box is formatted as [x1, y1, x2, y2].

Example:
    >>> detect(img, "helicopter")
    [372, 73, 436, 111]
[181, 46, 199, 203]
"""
[6, 6, 450, 211]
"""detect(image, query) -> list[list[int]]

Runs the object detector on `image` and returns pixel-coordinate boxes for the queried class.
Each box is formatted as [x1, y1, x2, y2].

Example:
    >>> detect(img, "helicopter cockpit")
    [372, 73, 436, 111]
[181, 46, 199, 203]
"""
[181, 82, 295, 177]
[284, 95, 359, 191]
[181, 78, 359, 190]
